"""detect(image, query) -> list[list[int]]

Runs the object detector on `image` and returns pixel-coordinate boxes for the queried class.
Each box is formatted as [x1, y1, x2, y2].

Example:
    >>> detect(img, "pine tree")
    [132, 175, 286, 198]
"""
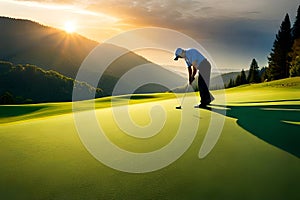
[260, 67, 268, 82]
[0, 92, 15, 104]
[290, 39, 300, 76]
[268, 14, 293, 80]
[247, 59, 260, 83]
[227, 79, 234, 88]
[292, 5, 300, 40]
[290, 55, 300, 76]
[240, 69, 248, 84]
[235, 74, 241, 86]
[290, 5, 300, 76]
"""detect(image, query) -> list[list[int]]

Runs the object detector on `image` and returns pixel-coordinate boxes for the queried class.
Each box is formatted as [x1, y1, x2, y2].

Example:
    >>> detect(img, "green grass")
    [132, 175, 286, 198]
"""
[0, 93, 176, 124]
[0, 78, 299, 199]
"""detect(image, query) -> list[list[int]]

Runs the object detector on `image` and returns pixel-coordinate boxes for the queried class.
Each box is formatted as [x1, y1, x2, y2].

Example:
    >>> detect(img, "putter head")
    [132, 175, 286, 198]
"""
[175, 106, 182, 109]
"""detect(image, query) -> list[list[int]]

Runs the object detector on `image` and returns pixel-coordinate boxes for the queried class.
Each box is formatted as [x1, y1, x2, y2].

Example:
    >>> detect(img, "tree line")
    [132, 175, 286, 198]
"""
[226, 5, 300, 88]
[0, 61, 103, 104]
[226, 59, 261, 88]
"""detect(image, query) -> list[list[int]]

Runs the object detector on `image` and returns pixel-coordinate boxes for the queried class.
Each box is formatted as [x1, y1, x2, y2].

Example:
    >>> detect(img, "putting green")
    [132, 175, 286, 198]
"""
[0, 78, 299, 199]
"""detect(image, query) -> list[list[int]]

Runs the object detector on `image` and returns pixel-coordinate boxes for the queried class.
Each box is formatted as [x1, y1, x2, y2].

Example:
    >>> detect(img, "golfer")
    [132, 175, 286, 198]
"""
[174, 48, 214, 108]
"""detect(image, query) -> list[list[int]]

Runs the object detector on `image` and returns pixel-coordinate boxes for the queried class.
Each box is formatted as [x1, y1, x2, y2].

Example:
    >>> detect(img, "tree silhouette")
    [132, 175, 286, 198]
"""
[240, 69, 248, 84]
[290, 5, 300, 77]
[0, 92, 15, 104]
[227, 78, 235, 88]
[247, 59, 260, 83]
[235, 74, 241, 86]
[268, 14, 293, 80]
[260, 67, 268, 82]
[290, 55, 300, 76]
[292, 5, 300, 40]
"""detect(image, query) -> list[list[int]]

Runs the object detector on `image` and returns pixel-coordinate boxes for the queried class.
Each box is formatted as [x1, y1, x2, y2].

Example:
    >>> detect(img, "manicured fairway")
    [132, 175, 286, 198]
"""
[0, 78, 299, 199]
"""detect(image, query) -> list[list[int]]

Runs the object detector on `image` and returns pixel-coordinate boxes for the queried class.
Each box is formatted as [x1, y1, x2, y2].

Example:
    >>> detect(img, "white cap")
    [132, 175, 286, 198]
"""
[174, 48, 184, 60]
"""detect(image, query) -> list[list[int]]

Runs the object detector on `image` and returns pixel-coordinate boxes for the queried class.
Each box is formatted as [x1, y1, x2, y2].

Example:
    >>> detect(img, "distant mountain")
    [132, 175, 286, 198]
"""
[0, 16, 97, 78]
[0, 61, 102, 104]
[210, 71, 249, 89]
[171, 70, 250, 92]
[0, 16, 185, 96]
[91, 44, 186, 96]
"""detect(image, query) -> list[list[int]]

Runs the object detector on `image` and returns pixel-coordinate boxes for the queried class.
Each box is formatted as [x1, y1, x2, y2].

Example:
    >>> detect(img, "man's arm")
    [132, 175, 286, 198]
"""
[192, 65, 197, 80]
[188, 66, 197, 84]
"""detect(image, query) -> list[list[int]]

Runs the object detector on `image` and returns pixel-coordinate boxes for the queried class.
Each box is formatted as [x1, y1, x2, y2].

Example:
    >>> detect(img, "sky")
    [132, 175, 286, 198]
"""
[0, 0, 299, 73]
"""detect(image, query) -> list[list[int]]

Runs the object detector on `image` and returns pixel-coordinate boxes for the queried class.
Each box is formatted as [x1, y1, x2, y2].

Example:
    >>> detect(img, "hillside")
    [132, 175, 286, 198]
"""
[0, 61, 102, 104]
[90, 43, 186, 96]
[0, 16, 185, 96]
[0, 17, 97, 78]
[210, 70, 249, 89]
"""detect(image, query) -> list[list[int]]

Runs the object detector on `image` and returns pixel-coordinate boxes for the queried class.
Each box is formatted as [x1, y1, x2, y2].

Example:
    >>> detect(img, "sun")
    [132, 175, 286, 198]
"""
[64, 21, 76, 33]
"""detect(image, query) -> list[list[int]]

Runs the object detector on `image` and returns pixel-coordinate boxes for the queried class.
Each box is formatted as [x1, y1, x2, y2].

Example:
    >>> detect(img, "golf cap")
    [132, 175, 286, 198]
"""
[174, 48, 184, 61]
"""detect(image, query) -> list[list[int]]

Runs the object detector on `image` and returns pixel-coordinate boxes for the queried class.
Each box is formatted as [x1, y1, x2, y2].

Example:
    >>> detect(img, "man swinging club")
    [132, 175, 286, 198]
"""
[174, 48, 214, 108]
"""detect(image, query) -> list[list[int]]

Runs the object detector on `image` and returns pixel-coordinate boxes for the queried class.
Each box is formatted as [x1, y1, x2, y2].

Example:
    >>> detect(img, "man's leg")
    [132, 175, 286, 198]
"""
[198, 72, 211, 104]
[198, 59, 214, 105]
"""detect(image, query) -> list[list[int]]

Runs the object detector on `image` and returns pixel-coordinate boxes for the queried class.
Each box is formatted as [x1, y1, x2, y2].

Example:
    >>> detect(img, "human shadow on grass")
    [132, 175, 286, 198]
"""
[208, 103, 300, 158]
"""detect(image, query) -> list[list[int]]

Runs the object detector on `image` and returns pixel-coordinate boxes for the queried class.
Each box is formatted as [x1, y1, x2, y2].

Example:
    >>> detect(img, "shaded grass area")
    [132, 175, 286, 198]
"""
[219, 79, 300, 158]
[0, 93, 176, 124]
[0, 105, 47, 118]
[232, 98, 300, 104]
[210, 103, 300, 158]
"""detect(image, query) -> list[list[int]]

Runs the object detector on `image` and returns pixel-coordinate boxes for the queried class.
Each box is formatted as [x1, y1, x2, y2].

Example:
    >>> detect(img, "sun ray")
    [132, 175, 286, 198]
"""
[64, 21, 76, 33]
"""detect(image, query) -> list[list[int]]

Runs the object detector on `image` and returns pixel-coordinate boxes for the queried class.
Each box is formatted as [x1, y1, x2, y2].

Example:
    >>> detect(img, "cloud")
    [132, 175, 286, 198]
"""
[10, 0, 300, 68]
[84, 0, 300, 68]
[15, 0, 75, 3]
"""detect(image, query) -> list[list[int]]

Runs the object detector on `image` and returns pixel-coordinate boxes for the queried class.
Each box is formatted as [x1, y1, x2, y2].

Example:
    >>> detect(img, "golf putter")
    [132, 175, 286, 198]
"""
[176, 84, 189, 109]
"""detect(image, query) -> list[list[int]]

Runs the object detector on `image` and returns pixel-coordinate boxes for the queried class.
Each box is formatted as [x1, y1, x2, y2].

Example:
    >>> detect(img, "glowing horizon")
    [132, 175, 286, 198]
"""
[0, 0, 299, 71]
[0, 0, 121, 43]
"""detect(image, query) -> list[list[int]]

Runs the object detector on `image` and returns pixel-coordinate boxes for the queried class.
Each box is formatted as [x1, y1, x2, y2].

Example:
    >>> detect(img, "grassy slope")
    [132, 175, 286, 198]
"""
[0, 78, 299, 200]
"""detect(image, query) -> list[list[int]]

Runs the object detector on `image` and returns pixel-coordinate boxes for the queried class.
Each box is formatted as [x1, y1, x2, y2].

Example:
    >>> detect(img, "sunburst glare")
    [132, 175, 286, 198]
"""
[64, 21, 76, 33]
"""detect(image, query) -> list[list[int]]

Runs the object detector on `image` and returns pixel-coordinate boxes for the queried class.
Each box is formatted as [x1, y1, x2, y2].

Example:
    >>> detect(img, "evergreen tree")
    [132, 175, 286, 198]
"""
[0, 92, 15, 104]
[235, 74, 242, 86]
[247, 59, 260, 83]
[240, 69, 248, 84]
[227, 79, 235, 88]
[260, 67, 268, 82]
[268, 14, 293, 80]
[289, 5, 300, 76]
[289, 39, 300, 76]
[290, 55, 300, 76]
[292, 5, 300, 40]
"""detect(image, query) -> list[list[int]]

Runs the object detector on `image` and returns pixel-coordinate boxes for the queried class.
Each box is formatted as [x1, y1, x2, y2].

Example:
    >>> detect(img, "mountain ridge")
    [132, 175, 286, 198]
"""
[0, 16, 98, 78]
[0, 16, 185, 98]
[0, 61, 102, 104]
